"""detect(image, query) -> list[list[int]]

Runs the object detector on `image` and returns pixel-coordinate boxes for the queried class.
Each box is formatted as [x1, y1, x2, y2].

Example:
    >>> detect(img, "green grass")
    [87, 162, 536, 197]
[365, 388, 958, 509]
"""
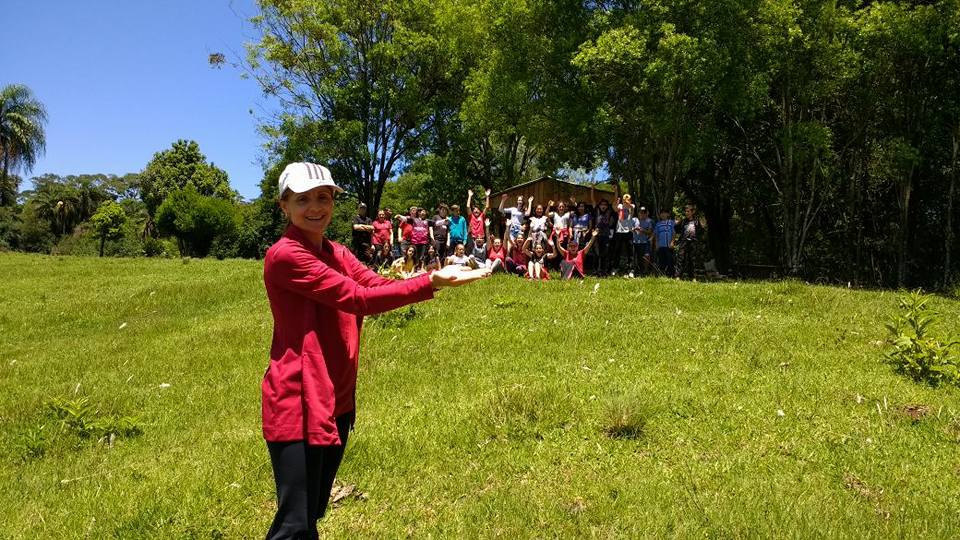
[2, 252, 960, 538]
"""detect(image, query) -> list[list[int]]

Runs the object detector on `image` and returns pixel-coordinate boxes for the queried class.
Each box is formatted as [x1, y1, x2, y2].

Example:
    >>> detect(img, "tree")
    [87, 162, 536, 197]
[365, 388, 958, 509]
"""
[139, 140, 235, 220]
[90, 201, 127, 257]
[0, 84, 48, 206]
[247, 0, 458, 211]
[155, 185, 239, 258]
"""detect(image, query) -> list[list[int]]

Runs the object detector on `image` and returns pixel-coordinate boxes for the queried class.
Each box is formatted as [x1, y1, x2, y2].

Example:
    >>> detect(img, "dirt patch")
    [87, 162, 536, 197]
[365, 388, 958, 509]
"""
[842, 473, 890, 520]
[899, 404, 931, 422]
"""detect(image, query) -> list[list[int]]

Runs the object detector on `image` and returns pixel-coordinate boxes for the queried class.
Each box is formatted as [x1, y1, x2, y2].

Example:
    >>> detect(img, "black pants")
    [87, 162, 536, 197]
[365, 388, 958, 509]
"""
[656, 246, 675, 277]
[610, 232, 632, 273]
[594, 234, 611, 275]
[266, 412, 354, 540]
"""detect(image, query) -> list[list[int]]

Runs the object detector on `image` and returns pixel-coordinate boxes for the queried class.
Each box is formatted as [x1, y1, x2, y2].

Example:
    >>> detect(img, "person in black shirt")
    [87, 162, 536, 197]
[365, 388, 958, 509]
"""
[676, 204, 705, 280]
[351, 203, 374, 256]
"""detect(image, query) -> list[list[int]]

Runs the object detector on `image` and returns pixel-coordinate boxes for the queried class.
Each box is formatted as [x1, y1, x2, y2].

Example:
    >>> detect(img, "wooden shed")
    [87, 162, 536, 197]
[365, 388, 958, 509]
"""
[491, 176, 615, 207]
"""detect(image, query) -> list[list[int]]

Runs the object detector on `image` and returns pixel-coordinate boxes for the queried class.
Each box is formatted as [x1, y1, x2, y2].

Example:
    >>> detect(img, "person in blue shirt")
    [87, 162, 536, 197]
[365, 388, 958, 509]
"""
[448, 204, 468, 249]
[653, 208, 676, 277]
[632, 207, 654, 276]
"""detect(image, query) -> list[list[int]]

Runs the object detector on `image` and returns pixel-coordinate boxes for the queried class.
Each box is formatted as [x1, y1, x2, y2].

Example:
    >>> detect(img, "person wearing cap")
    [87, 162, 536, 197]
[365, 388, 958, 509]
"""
[351, 203, 374, 256]
[262, 162, 490, 538]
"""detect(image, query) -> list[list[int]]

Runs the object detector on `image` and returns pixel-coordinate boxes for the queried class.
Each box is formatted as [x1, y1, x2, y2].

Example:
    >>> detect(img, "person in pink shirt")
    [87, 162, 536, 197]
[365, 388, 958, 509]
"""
[556, 229, 599, 279]
[486, 226, 508, 273]
[263, 163, 489, 538]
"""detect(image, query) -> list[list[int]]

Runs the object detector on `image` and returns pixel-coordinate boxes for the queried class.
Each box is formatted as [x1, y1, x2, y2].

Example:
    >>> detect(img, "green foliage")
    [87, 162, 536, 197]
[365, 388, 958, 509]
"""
[368, 306, 419, 329]
[90, 201, 128, 256]
[155, 185, 239, 258]
[47, 396, 142, 441]
[140, 140, 235, 218]
[0, 204, 21, 250]
[249, 0, 464, 209]
[885, 291, 960, 387]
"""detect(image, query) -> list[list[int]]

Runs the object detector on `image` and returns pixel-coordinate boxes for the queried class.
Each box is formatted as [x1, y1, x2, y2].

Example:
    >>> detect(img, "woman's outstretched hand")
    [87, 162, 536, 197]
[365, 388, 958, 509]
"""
[430, 265, 491, 289]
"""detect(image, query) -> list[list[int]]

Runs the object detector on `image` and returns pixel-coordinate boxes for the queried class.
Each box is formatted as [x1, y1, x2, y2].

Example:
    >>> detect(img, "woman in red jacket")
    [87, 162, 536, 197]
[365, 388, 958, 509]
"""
[263, 162, 489, 539]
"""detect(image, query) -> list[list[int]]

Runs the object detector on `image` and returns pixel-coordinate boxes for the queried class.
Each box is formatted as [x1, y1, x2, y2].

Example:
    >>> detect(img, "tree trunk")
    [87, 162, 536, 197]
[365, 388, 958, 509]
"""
[946, 131, 958, 287]
[99, 235, 106, 257]
[897, 176, 912, 288]
[1, 148, 9, 207]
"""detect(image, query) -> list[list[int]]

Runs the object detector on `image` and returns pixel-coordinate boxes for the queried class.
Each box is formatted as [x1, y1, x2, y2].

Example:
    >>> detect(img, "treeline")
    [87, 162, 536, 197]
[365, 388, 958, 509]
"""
[242, 0, 960, 289]
[0, 140, 277, 260]
[0, 137, 406, 260]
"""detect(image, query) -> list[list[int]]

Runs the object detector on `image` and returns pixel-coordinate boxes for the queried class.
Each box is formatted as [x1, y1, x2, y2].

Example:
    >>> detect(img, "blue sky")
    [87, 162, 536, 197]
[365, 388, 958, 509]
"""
[2, 0, 270, 200]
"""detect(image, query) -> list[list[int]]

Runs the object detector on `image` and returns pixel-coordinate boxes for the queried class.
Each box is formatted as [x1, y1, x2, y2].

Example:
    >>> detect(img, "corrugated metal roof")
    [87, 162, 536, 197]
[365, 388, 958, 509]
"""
[490, 176, 615, 198]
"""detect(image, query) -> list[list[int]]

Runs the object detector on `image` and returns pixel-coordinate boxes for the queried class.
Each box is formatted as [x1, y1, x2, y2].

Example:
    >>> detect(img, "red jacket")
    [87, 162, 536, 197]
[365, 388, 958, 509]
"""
[262, 225, 434, 445]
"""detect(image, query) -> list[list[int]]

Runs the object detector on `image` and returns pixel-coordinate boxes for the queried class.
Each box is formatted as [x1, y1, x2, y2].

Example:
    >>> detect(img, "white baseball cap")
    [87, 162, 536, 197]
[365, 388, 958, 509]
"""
[278, 162, 343, 195]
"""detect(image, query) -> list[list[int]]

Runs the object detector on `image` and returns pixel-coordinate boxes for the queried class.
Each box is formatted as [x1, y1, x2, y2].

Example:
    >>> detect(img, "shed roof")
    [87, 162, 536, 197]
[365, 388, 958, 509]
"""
[490, 176, 615, 198]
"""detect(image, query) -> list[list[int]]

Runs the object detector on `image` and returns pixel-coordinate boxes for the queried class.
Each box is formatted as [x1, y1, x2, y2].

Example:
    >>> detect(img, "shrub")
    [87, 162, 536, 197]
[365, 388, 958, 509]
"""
[155, 185, 239, 258]
[47, 396, 142, 442]
[884, 291, 960, 387]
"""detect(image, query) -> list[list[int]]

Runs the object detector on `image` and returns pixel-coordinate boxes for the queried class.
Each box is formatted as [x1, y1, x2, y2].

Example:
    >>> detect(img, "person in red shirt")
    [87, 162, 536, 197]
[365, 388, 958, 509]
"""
[466, 188, 490, 250]
[263, 163, 490, 539]
[556, 229, 599, 279]
[371, 209, 393, 251]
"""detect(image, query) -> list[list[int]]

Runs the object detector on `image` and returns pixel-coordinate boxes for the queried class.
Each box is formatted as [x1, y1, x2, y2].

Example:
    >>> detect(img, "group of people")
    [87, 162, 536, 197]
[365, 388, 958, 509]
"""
[350, 188, 707, 281]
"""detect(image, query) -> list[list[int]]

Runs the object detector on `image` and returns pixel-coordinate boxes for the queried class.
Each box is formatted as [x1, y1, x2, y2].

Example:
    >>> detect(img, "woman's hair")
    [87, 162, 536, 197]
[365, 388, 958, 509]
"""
[623, 194, 632, 204]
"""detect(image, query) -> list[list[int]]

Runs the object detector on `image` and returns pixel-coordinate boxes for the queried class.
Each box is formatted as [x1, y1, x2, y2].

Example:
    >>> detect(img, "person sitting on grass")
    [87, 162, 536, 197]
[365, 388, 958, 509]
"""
[263, 162, 490, 539]
[420, 243, 442, 273]
[445, 242, 479, 269]
[373, 242, 393, 270]
[391, 244, 420, 278]
[523, 237, 558, 280]
[483, 219, 507, 272]
[469, 223, 488, 268]
[556, 229, 599, 280]
[505, 224, 529, 277]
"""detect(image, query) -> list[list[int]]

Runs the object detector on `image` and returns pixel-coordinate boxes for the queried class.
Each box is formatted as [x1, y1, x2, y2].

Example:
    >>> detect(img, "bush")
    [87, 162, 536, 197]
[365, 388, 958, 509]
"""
[155, 185, 239, 258]
[53, 222, 146, 257]
[884, 291, 960, 387]
[142, 236, 178, 257]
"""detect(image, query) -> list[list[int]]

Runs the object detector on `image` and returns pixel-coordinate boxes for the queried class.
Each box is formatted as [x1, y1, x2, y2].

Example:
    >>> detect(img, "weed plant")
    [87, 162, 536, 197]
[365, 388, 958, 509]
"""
[884, 292, 960, 386]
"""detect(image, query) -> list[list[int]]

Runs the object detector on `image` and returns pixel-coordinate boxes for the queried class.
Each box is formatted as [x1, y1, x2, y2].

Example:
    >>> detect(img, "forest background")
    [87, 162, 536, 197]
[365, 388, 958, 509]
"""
[2, 0, 959, 289]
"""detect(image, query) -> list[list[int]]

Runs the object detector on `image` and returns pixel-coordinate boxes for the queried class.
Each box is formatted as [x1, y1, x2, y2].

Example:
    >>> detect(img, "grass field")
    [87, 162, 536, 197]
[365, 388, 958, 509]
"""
[2, 252, 959, 538]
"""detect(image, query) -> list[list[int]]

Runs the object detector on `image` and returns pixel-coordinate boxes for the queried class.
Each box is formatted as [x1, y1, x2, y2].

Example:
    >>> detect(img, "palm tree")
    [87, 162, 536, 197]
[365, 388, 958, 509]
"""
[0, 84, 48, 206]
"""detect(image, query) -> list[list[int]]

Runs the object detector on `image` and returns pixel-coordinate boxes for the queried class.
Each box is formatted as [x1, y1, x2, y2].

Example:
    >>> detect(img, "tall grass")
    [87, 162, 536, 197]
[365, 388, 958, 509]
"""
[1, 253, 959, 538]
